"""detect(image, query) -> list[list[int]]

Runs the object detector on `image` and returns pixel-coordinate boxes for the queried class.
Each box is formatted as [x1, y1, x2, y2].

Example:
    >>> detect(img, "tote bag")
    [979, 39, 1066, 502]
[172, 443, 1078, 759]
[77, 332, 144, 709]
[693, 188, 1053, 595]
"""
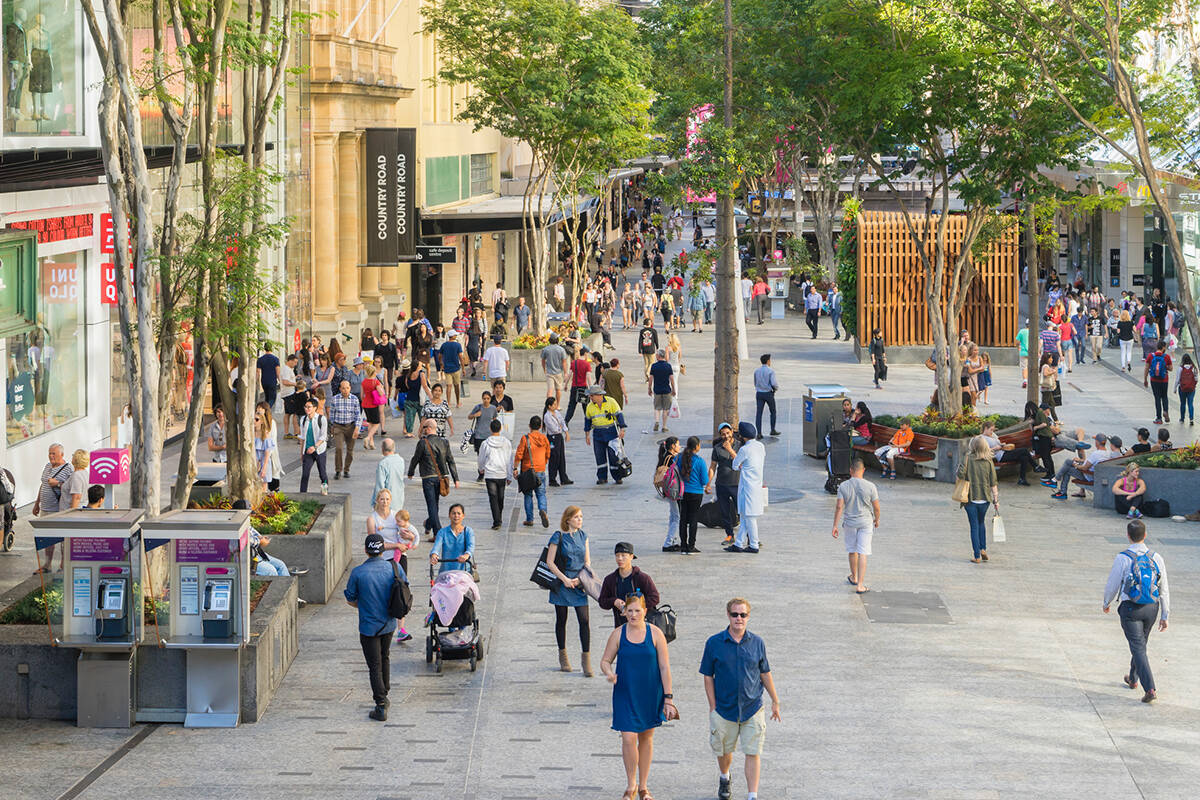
[991, 514, 1007, 543]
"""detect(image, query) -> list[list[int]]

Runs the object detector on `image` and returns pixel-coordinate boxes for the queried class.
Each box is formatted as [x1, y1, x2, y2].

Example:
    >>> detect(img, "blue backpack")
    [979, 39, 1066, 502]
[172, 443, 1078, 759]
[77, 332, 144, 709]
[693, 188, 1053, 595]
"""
[1149, 353, 1167, 380]
[1122, 549, 1161, 604]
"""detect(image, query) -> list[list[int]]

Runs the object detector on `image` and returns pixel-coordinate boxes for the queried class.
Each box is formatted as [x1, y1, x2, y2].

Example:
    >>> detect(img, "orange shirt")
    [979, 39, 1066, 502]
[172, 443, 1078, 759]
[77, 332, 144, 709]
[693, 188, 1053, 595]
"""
[891, 428, 914, 451]
[516, 431, 551, 472]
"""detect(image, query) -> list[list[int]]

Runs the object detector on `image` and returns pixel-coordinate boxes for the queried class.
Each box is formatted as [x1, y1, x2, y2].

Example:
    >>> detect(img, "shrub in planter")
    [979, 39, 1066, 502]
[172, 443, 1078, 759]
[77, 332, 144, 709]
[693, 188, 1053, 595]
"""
[1133, 443, 1200, 470]
[190, 492, 323, 535]
[874, 408, 1020, 439]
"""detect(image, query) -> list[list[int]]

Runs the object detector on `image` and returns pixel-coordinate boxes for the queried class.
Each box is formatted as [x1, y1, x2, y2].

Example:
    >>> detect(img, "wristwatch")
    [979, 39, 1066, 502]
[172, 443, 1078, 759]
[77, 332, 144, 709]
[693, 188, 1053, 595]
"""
[663, 693, 673, 699]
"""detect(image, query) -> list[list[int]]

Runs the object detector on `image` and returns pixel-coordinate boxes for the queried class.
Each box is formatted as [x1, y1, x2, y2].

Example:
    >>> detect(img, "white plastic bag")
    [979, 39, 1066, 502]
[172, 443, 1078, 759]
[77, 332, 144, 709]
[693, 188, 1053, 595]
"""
[992, 514, 1006, 543]
[668, 397, 681, 419]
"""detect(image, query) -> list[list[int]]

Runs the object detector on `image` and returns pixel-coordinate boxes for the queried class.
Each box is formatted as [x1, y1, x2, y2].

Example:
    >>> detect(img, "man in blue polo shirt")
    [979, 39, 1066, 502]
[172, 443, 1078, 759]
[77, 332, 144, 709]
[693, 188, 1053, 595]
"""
[345, 533, 406, 722]
[700, 597, 782, 800]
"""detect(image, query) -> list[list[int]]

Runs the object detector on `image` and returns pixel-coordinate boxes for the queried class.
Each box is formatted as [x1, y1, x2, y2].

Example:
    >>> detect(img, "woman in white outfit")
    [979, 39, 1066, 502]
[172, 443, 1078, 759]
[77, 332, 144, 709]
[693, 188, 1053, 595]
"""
[732, 422, 766, 552]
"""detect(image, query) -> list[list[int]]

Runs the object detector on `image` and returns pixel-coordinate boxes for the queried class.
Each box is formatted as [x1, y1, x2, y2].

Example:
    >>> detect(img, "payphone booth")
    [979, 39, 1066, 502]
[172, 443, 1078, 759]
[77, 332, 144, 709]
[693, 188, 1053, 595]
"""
[765, 263, 789, 320]
[28, 508, 146, 727]
[141, 508, 250, 728]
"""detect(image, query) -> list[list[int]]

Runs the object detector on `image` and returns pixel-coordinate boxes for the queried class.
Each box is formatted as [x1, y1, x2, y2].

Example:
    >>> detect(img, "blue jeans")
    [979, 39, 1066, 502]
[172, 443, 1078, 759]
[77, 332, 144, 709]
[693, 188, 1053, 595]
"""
[705, 301, 715, 324]
[592, 427, 620, 481]
[256, 554, 290, 576]
[663, 497, 680, 547]
[1073, 336, 1084, 363]
[421, 476, 443, 535]
[964, 501, 990, 558]
[1180, 389, 1195, 421]
[831, 310, 842, 336]
[523, 470, 548, 521]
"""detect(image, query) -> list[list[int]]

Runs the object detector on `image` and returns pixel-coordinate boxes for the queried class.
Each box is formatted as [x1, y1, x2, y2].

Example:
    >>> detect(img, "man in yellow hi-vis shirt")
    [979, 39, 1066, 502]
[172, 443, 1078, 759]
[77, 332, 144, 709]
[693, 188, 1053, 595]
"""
[583, 385, 628, 484]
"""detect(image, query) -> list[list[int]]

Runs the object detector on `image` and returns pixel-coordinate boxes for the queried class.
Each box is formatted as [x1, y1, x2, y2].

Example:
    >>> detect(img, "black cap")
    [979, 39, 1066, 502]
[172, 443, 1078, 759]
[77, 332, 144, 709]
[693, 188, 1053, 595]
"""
[614, 541, 637, 558]
[365, 533, 385, 556]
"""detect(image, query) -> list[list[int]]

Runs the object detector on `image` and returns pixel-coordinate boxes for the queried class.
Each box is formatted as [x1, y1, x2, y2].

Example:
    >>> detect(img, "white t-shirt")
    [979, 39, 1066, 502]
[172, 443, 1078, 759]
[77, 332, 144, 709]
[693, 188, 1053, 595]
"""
[280, 364, 297, 398]
[482, 345, 509, 378]
[741, 277, 752, 299]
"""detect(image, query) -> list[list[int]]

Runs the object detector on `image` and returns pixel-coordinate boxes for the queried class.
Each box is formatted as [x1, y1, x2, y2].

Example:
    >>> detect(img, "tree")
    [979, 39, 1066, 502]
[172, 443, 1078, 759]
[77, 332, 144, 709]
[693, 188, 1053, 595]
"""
[82, 0, 295, 512]
[983, 0, 1200, 372]
[423, 0, 649, 335]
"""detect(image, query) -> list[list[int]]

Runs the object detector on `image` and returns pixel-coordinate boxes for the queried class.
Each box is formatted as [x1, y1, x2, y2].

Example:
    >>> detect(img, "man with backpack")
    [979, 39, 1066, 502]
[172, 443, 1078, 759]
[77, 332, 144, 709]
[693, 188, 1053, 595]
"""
[637, 318, 660, 380]
[1103, 519, 1169, 704]
[1143, 341, 1173, 424]
[345, 533, 409, 721]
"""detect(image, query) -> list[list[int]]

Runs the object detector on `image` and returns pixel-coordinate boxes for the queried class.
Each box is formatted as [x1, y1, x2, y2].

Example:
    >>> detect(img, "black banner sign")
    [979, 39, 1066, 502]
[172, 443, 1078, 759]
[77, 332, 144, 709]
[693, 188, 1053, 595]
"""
[365, 128, 416, 264]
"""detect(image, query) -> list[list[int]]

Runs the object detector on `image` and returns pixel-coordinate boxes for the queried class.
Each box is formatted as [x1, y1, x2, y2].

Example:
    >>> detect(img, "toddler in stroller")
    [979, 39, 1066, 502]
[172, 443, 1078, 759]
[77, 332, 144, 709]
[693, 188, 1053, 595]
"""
[427, 558, 483, 672]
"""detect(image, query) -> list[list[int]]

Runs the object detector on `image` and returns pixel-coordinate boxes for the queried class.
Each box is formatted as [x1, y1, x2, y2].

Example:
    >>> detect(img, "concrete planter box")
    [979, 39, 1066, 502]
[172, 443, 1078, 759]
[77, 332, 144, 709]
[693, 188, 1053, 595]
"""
[264, 493, 353, 604]
[507, 347, 544, 383]
[0, 575, 299, 724]
[1092, 454, 1200, 515]
[870, 421, 1026, 483]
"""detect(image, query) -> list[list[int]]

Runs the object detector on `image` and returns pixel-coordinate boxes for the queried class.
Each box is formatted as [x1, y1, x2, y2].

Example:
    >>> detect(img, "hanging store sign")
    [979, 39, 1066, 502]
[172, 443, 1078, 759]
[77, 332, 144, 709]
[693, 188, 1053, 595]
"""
[364, 128, 417, 264]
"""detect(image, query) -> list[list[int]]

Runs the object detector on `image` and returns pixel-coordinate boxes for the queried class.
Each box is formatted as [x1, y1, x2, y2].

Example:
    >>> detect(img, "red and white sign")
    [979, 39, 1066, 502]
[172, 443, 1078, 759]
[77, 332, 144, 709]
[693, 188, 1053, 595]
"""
[41, 261, 79, 303]
[293, 328, 301, 353]
[101, 262, 118, 305]
[772, 249, 784, 261]
[89, 448, 131, 485]
[100, 213, 115, 254]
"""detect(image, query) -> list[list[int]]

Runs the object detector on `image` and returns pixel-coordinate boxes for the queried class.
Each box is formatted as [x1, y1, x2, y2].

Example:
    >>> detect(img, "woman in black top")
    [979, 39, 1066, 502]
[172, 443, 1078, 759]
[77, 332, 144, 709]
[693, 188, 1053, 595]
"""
[373, 330, 399, 390]
[1024, 400, 1057, 475]
[1117, 309, 1135, 372]
[405, 418, 460, 539]
[467, 309, 488, 376]
[361, 328, 377, 352]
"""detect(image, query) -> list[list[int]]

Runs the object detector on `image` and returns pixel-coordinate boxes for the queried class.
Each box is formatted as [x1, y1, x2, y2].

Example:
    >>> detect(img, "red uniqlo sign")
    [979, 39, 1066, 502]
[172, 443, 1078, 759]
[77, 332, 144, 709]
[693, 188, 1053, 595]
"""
[101, 262, 118, 305]
[100, 213, 115, 254]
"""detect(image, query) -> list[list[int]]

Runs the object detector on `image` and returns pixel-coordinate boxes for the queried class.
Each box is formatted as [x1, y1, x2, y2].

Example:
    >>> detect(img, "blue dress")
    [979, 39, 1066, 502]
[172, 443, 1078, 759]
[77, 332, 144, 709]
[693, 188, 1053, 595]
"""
[611, 624, 664, 732]
[547, 529, 588, 607]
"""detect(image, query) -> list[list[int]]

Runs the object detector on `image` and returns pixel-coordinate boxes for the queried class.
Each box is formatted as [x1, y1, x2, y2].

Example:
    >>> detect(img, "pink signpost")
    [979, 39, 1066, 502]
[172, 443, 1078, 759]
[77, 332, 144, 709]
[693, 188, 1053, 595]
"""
[89, 448, 131, 508]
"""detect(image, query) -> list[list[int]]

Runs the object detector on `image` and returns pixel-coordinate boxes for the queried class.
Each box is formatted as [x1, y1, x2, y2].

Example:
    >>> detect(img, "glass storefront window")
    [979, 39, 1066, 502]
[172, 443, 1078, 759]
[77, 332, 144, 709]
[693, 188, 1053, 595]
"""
[3, 0, 84, 136]
[6, 251, 86, 443]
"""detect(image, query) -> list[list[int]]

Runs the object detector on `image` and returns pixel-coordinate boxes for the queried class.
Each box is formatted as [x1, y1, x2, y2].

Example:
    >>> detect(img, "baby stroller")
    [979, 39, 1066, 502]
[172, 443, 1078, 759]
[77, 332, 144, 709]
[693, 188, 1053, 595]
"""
[824, 429, 852, 495]
[0, 468, 15, 552]
[426, 558, 484, 673]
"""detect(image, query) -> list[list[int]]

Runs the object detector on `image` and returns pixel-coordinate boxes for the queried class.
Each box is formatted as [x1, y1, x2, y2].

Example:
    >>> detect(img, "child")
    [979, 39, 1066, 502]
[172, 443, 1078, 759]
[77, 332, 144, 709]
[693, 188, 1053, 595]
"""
[390, 509, 420, 643]
[978, 352, 992, 404]
[1131, 427, 1153, 454]
[874, 422, 914, 480]
[1156, 428, 1173, 451]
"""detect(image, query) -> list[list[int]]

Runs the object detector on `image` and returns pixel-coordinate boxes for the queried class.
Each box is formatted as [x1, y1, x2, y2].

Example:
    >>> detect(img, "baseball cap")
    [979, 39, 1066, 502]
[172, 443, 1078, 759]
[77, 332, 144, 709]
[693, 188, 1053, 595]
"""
[365, 533, 385, 556]
[614, 542, 637, 558]
[1093, 432, 1107, 444]
[448, 330, 459, 337]
[587, 385, 605, 395]
[717, 422, 732, 432]
[1109, 435, 1124, 449]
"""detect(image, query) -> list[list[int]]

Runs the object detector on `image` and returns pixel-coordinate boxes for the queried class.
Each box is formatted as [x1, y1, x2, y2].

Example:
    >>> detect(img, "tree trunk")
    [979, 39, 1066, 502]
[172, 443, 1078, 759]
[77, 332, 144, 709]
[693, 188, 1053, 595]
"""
[713, 0, 740, 433]
[1025, 201, 1041, 405]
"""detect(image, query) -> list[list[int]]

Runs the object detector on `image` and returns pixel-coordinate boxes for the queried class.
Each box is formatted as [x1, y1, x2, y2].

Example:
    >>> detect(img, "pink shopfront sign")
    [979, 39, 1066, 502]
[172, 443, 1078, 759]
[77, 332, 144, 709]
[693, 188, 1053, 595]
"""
[89, 448, 131, 485]
[70, 537, 129, 562]
[176, 538, 241, 563]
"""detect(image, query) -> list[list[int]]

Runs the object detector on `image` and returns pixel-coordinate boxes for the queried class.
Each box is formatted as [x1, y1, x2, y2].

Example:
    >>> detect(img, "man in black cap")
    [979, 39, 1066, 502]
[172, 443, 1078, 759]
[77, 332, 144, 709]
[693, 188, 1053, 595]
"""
[345, 533, 406, 721]
[597, 542, 660, 627]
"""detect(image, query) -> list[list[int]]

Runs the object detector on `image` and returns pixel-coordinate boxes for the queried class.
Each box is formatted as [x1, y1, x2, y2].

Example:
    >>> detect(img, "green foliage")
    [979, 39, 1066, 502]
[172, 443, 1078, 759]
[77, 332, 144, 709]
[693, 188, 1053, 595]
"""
[0, 586, 62, 625]
[874, 411, 1020, 439]
[190, 492, 323, 535]
[836, 200, 860, 338]
[1133, 444, 1200, 470]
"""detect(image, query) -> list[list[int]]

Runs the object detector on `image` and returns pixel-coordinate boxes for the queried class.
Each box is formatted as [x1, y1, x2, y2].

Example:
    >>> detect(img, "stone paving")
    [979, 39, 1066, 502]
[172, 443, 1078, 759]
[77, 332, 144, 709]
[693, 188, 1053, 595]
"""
[7, 301, 1200, 799]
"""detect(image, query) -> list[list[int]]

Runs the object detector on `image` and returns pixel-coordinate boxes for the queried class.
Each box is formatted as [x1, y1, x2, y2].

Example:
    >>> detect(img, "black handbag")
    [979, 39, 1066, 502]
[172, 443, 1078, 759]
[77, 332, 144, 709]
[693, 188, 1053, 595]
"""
[388, 561, 413, 619]
[647, 604, 677, 643]
[530, 535, 568, 590]
[517, 436, 543, 493]
[1142, 498, 1171, 518]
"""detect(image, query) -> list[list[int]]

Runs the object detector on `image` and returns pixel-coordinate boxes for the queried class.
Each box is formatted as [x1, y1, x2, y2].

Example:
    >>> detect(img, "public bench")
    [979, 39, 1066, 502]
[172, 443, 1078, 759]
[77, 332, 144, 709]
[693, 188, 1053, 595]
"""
[853, 424, 937, 478]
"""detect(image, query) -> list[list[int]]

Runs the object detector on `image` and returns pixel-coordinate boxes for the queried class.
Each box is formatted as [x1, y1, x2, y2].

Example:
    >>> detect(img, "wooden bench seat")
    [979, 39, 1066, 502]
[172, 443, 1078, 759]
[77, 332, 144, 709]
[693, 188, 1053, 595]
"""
[852, 424, 937, 476]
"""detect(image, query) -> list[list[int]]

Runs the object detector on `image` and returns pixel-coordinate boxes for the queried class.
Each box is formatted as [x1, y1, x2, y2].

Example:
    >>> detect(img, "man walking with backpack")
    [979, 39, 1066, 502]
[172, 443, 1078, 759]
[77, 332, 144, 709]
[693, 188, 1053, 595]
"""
[1143, 341, 1173, 424]
[1103, 519, 1169, 704]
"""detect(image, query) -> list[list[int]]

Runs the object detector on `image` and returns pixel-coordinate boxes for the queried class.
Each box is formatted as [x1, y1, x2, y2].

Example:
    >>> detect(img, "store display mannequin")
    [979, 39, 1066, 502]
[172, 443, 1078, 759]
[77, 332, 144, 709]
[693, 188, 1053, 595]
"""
[26, 13, 50, 121]
[4, 9, 28, 119]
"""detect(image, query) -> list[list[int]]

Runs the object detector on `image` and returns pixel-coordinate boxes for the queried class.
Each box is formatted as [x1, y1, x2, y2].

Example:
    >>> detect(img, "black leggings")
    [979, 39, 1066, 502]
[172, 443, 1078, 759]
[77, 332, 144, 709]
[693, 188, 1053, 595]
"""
[1033, 436, 1055, 475]
[554, 605, 590, 651]
[679, 492, 703, 549]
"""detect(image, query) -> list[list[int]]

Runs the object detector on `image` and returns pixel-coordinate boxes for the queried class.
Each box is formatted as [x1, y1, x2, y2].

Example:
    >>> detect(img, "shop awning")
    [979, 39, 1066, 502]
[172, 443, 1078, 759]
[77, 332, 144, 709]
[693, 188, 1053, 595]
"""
[0, 143, 272, 193]
[421, 193, 594, 236]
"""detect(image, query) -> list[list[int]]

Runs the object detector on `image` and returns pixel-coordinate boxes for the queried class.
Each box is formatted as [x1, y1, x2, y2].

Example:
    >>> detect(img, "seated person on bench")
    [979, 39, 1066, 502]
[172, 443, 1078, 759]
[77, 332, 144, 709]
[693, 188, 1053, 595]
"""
[873, 422, 913, 480]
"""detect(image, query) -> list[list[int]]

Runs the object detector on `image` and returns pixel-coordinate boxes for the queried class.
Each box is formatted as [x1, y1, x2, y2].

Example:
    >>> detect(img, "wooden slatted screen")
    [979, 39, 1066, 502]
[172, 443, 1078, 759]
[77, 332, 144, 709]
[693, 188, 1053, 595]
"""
[855, 211, 1019, 347]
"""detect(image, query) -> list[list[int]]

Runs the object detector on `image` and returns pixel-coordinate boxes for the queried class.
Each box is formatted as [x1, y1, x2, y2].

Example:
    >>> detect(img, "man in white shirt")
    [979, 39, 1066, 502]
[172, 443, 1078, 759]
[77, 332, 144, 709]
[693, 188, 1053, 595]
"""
[280, 353, 300, 439]
[482, 334, 510, 380]
[1103, 519, 1169, 703]
[830, 460, 881, 594]
[740, 276, 753, 322]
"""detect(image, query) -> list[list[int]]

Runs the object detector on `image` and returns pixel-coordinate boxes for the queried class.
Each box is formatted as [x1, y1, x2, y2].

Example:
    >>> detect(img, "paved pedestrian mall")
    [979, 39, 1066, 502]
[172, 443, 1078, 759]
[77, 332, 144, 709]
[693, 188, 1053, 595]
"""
[4, 313, 1200, 800]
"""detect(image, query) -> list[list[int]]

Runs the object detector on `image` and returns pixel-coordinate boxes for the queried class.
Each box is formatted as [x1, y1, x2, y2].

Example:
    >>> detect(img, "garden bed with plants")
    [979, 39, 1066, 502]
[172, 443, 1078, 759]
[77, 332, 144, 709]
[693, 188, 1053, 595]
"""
[0, 579, 270, 627]
[511, 322, 591, 350]
[189, 491, 323, 535]
[874, 409, 1020, 439]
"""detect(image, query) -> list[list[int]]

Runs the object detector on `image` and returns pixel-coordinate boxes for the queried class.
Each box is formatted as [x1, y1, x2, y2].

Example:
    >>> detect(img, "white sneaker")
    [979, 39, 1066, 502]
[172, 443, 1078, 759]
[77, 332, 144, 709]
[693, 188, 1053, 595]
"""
[321, 482, 329, 496]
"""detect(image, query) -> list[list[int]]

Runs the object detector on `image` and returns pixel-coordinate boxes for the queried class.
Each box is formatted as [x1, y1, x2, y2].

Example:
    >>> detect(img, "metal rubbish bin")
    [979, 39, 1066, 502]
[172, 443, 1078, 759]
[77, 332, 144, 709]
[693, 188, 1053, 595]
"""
[802, 384, 848, 457]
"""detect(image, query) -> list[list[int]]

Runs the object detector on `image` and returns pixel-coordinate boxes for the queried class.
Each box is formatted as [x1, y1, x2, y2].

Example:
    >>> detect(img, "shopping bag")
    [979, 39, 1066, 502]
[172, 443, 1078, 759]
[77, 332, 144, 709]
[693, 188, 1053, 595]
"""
[499, 411, 516, 440]
[668, 397, 681, 419]
[991, 514, 1007, 543]
[952, 479, 971, 504]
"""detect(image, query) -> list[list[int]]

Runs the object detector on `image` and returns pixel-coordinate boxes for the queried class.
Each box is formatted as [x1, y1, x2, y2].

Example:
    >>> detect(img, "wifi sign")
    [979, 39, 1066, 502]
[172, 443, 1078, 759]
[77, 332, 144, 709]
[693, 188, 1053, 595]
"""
[89, 448, 131, 485]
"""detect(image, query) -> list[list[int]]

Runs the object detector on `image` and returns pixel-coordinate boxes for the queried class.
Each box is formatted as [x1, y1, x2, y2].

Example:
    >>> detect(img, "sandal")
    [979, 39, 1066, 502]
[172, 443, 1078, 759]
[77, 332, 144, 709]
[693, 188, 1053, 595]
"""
[638, 790, 654, 800]
[622, 791, 637, 800]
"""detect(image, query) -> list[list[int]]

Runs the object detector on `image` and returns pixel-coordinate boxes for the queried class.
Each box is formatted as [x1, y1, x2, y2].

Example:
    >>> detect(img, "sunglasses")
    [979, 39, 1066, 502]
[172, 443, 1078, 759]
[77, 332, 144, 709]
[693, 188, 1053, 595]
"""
[728, 612, 748, 619]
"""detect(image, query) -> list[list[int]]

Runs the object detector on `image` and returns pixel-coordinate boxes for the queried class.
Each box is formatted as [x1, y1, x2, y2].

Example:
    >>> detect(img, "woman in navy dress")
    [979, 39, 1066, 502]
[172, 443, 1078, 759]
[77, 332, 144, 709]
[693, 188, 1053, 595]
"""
[600, 593, 675, 800]
[546, 505, 593, 675]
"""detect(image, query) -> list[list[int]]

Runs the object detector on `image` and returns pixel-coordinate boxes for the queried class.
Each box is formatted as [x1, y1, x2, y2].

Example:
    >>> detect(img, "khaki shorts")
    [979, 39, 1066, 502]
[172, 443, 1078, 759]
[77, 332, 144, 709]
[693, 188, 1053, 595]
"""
[710, 707, 766, 756]
[547, 372, 567, 394]
[653, 393, 673, 411]
[1018, 356, 1028, 372]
